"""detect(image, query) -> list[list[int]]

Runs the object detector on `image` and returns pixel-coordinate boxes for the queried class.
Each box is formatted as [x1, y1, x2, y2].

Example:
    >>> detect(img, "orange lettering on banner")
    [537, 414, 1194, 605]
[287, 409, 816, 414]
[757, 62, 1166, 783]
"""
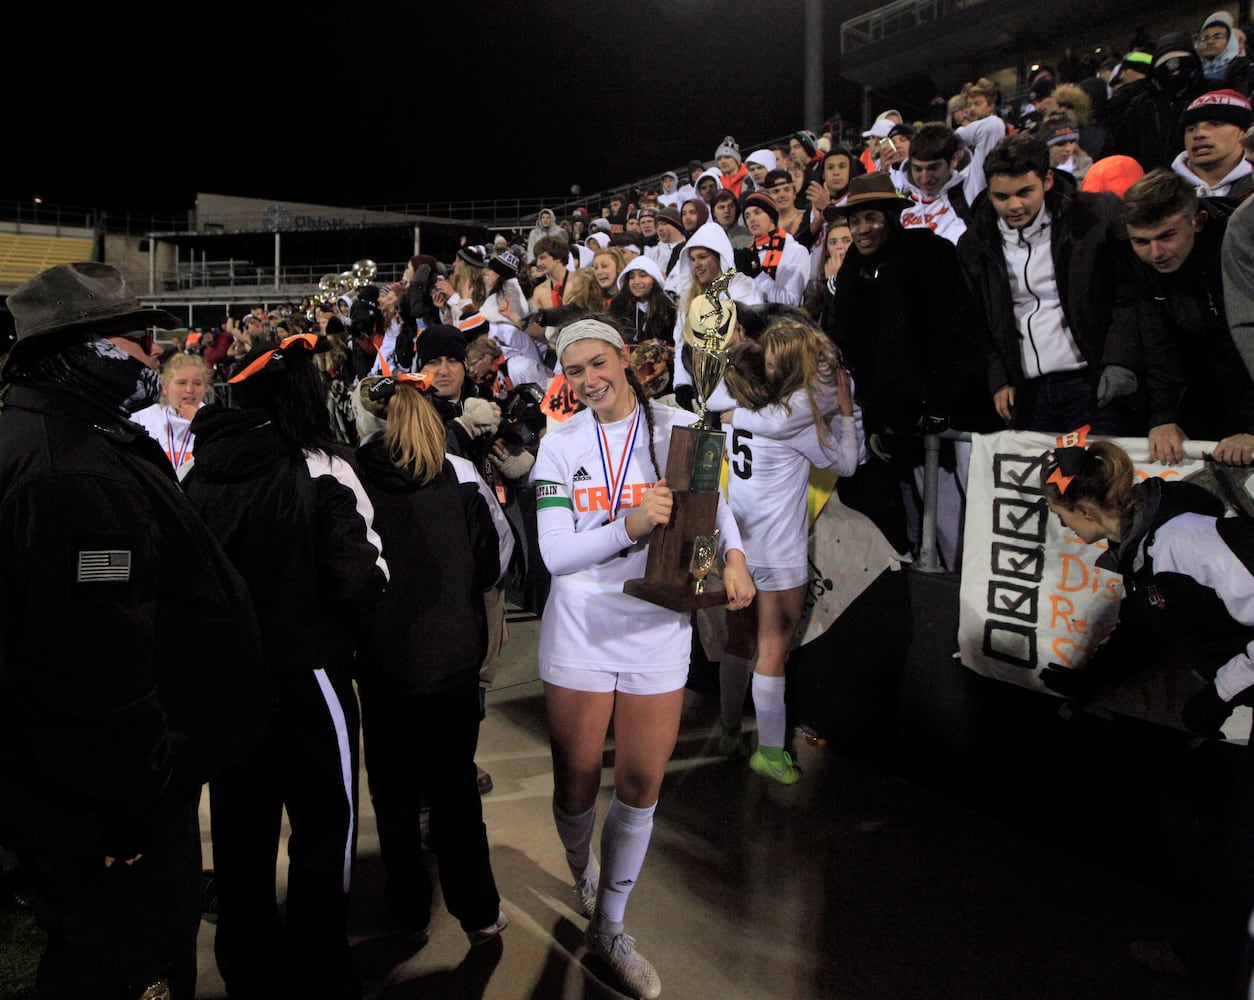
[1049, 594, 1076, 630]
[1052, 635, 1089, 668]
[1058, 552, 1090, 592]
[541, 373, 582, 422]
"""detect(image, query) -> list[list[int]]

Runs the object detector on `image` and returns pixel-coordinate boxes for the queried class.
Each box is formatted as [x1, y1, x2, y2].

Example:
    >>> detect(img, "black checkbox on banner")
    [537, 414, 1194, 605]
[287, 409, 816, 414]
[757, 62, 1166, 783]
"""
[987, 580, 1038, 622]
[992, 497, 1048, 542]
[982, 619, 1037, 669]
[992, 453, 1048, 494]
[990, 542, 1045, 581]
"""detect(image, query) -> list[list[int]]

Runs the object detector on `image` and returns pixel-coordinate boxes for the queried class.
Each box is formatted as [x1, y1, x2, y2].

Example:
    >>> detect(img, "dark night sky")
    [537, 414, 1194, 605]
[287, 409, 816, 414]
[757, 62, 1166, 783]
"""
[9, 4, 880, 214]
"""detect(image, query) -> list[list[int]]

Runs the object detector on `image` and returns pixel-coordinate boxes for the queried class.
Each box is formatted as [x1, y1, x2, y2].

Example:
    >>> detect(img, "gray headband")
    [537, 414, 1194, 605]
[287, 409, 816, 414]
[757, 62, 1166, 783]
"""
[555, 318, 626, 362]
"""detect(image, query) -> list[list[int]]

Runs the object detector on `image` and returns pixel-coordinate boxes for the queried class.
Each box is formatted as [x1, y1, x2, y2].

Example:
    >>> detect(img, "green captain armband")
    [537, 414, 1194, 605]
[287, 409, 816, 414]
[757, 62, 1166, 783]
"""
[535, 481, 572, 510]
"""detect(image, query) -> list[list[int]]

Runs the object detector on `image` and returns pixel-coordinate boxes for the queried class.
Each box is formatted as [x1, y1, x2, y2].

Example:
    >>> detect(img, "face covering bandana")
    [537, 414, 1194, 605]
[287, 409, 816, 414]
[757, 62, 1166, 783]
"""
[17, 337, 161, 415]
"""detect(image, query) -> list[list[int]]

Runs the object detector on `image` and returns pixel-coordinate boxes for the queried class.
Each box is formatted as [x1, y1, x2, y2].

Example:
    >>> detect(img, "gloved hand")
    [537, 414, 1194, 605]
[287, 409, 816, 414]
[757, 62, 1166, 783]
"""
[1180, 682, 1234, 738]
[454, 398, 502, 439]
[917, 410, 949, 435]
[1039, 664, 1103, 702]
[1097, 365, 1138, 408]
[732, 247, 762, 278]
[489, 446, 536, 480]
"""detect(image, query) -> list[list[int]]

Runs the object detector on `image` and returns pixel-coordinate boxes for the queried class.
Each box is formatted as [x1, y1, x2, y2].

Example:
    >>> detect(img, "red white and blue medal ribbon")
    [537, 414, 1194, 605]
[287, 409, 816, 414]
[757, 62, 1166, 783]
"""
[166, 409, 194, 469]
[596, 404, 641, 526]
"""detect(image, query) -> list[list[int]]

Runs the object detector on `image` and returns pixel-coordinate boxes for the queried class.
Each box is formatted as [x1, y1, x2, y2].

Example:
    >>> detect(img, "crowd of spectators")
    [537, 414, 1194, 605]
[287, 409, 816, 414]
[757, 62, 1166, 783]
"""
[7, 9, 1254, 998]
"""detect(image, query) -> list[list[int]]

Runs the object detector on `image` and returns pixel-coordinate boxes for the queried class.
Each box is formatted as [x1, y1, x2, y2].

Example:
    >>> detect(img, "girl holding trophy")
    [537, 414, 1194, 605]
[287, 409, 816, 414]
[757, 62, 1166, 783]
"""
[531, 317, 754, 999]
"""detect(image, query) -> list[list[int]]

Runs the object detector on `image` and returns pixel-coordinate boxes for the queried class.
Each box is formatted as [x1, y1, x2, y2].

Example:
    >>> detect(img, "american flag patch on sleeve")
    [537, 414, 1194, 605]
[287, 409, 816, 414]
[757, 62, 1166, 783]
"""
[76, 549, 132, 583]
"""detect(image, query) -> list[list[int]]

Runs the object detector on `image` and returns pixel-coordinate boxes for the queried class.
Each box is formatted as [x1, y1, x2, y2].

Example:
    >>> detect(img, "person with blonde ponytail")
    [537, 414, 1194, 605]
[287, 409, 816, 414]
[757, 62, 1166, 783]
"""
[351, 366, 514, 950]
[530, 317, 755, 999]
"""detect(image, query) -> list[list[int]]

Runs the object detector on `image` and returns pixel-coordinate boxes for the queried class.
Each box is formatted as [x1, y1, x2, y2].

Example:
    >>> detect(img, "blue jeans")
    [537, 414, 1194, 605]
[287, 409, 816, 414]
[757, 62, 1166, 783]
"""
[1015, 369, 1133, 436]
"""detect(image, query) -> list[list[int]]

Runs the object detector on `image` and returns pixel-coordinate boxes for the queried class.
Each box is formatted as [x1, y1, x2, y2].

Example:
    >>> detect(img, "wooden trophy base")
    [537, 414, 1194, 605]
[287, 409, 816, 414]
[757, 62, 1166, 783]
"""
[623, 423, 728, 612]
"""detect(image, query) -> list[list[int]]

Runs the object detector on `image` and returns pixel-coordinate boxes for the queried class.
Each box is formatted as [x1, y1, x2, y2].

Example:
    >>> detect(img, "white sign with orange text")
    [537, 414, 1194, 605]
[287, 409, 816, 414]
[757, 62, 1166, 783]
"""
[959, 430, 1251, 738]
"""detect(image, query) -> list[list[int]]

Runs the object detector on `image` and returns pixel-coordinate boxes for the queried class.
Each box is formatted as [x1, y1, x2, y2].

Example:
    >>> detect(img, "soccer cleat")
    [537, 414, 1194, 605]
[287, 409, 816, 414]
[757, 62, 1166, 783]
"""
[575, 855, 599, 919]
[466, 909, 509, 946]
[750, 747, 801, 785]
[586, 926, 662, 999]
[476, 764, 494, 795]
[716, 725, 752, 759]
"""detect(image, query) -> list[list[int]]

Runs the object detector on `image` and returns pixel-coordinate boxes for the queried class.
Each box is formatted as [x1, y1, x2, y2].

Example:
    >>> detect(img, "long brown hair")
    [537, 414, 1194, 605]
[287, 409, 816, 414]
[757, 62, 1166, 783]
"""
[759, 316, 841, 442]
[1041, 440, 1136, 517]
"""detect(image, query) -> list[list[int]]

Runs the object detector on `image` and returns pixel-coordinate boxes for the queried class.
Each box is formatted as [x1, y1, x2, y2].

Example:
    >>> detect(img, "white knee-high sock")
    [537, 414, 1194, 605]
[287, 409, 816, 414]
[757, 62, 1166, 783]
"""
[593, 795, 655, 932]
[719, 653, 753, 730]
[752, 672, 788, 749]
[553, 800, 597, 880]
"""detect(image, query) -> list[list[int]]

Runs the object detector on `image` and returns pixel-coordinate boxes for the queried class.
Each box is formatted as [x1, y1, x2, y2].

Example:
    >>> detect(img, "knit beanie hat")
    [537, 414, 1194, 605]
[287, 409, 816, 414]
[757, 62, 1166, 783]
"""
[1043, 117, 1081, 147]
[415, 324, 467, 368]
[458, 311, 490, 341]
[1181, 89, 1254, 130]
[457, 245, 488, 268]
[488, 251, 520, 279]
[741, 191, 780, 227]
[793, 130, 819, 157]
[656, 206, 684, 235]
[715, 135, 742, 164]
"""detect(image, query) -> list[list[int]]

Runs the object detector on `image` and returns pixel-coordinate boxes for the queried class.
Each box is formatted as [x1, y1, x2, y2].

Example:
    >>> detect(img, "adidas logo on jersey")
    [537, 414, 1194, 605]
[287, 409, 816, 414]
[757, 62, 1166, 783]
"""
[573, 466, 592, 482]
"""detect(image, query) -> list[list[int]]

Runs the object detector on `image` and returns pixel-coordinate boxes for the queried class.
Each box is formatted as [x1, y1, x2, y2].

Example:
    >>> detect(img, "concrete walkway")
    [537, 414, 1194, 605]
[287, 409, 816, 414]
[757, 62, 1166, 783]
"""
[193, 607, 1208, 1000]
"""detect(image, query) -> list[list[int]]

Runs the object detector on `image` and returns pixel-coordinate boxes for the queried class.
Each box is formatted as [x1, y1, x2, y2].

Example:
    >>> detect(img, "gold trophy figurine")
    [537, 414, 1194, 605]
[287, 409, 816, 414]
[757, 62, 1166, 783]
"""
[682, 269, 738, 430]
[689, 529, 720, 595]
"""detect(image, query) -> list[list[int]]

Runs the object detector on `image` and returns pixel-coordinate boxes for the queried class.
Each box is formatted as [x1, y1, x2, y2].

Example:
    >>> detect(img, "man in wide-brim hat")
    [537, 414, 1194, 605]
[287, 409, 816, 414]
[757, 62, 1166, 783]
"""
[0, 262, 266, 998]
[823, 172, 995, 573]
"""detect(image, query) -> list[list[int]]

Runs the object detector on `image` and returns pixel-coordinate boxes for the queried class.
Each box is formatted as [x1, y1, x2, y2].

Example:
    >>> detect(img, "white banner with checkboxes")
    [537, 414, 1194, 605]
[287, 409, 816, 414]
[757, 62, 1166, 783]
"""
[958, 430, 1254, 737]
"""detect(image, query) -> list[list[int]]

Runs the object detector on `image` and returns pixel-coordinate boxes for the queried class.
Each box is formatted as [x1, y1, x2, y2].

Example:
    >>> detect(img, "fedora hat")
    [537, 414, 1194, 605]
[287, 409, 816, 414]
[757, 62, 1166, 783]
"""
[844, 173, 909, 212]
[4, 263, 179, 375]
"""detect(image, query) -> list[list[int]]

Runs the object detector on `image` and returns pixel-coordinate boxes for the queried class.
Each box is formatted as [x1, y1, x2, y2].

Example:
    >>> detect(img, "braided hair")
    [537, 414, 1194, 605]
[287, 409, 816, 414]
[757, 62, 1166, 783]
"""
[625, 365, 662, 480]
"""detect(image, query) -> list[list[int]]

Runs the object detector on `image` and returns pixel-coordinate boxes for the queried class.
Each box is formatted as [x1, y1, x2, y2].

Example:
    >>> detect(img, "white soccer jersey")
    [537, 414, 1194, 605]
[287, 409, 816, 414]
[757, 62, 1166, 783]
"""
[531, 402, 743, 674]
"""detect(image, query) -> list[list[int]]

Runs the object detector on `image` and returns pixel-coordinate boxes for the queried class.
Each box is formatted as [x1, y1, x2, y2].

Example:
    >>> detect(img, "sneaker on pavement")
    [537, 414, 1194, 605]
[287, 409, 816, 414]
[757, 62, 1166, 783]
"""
[467, 909, 509, 946]
[586, 926, 662, 999]
[716, 725, 752, 759]
[575, 856, 599, 919]
[749, 747, 801, 785]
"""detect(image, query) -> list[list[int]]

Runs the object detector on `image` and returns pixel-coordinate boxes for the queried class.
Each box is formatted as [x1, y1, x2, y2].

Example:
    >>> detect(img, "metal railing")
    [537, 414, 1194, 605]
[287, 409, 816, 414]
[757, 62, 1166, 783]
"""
[841, 0, 992, 53]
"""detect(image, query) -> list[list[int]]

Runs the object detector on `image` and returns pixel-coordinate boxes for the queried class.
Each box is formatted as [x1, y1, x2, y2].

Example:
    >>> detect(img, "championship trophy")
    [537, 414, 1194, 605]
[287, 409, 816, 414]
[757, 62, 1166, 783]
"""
[624, 270, 737, 611]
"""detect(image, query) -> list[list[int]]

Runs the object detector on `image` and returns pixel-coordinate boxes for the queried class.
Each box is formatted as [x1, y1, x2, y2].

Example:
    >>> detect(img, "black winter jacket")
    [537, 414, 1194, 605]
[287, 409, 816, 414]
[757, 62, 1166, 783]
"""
[1125, 212, 1254, 436]
[956, 174, 1137, 405]
[353, 440, 502, 695]
[827, 224, 994, 435]
[183, 405, 387, 674]
[0, 384, 265, 859]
